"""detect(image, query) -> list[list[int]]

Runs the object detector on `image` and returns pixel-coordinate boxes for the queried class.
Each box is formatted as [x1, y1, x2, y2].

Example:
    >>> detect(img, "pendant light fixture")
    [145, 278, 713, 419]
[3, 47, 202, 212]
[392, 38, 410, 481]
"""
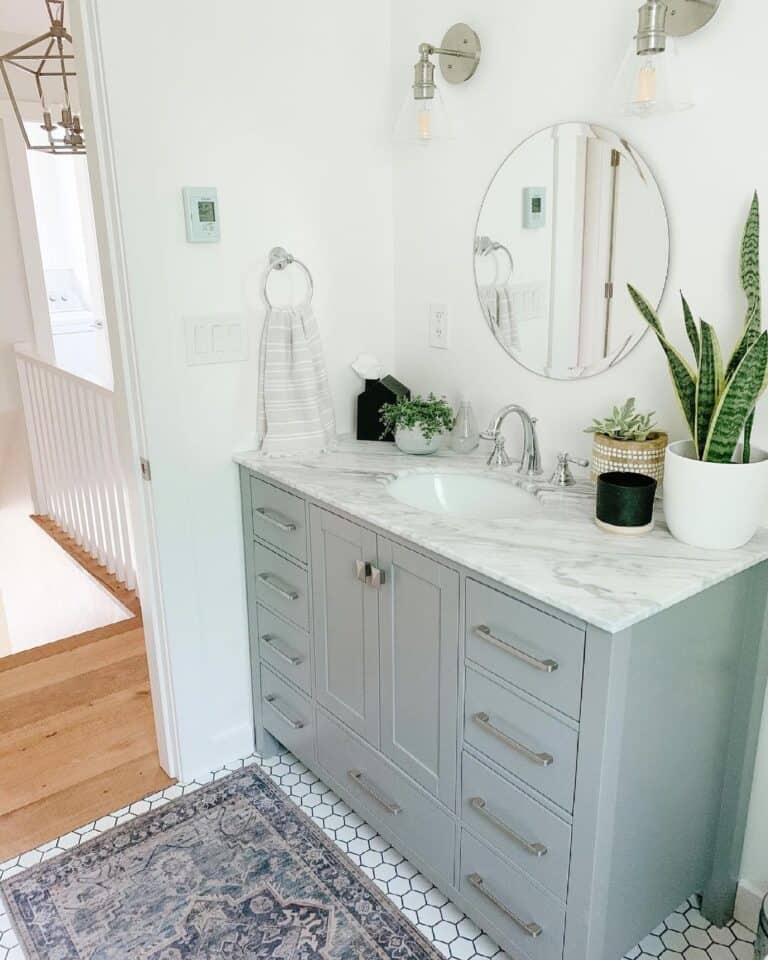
[613, 0, 720, 117]
[0, 0, 85, 154]
[394, 23, 481, 145]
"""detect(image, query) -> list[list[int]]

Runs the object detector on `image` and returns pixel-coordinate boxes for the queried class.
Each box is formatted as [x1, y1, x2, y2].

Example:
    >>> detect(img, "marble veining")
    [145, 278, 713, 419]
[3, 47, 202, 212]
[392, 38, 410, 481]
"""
[234, 439, 768, 633]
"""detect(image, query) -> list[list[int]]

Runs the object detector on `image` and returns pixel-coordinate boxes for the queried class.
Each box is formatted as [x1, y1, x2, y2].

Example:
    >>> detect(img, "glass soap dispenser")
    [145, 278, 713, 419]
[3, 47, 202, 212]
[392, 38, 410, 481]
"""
[451, 400, 479, 454]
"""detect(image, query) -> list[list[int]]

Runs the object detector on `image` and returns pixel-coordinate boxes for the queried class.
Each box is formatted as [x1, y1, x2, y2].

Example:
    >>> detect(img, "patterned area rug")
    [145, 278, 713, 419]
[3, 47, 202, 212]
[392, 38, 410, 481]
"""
[0, 764, 441, 959]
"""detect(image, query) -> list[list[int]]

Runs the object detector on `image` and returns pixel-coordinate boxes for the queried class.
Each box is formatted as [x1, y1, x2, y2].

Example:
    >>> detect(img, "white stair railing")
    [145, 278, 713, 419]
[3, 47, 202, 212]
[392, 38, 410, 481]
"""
[15, 348, 136, 590]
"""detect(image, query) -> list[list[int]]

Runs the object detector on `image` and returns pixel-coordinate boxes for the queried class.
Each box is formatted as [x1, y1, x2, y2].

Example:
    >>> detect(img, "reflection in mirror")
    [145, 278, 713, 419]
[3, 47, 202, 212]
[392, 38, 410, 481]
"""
[474, 123, 669, 380]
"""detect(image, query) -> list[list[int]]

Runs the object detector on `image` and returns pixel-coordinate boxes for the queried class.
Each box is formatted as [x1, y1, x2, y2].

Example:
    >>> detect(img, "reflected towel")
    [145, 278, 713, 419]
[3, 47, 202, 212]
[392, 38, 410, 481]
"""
[479, 284, 520, 352]
[256, 304, 336, 454]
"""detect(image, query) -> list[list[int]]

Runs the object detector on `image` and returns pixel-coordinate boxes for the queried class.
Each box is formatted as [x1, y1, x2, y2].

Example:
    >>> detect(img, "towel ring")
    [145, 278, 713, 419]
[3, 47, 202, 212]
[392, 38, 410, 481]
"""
[474, 235, 514, 284]
[263, 246, 314, 308]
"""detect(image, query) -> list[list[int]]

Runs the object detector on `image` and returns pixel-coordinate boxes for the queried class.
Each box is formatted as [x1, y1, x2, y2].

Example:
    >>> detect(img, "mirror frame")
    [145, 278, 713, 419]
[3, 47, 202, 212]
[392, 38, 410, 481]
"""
[473, 121, 670, 381]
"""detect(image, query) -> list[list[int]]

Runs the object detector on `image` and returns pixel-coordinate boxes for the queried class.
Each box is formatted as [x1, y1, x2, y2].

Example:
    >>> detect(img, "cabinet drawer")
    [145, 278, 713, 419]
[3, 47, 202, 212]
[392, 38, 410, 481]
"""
[257, 606, 311, 695]
[317, 710, 455, 882]
[460, 829, 566, 960]
[461, 752, 571, 901]
[250, 476, 307, 563]
[252, 543, 310, 631]
[466, 579, 584, 720]
[464, 668, 578, 812]
[261, 664, 314, 766]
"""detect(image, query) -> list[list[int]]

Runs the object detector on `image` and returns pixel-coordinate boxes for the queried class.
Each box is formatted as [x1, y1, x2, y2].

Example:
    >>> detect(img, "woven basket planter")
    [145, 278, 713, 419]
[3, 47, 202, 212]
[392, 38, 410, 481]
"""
[590, 432, 668, 483]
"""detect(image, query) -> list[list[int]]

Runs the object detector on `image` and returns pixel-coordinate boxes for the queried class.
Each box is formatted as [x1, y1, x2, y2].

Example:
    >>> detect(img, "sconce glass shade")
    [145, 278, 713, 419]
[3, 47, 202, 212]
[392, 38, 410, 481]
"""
[394, 86, 454, 145]
[613, 37, 693, 116]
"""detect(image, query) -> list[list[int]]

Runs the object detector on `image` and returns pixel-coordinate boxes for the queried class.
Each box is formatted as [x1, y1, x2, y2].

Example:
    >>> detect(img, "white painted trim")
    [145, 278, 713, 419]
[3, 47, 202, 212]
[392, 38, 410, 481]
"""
[735, 879, 766, 933]
[67, 0, 182, 778]
[0, 100, 55, 362]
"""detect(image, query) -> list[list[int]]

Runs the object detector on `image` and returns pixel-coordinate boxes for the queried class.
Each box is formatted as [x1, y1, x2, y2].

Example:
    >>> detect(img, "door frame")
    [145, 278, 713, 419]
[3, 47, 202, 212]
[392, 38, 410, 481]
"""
[47, 0, 183, 778]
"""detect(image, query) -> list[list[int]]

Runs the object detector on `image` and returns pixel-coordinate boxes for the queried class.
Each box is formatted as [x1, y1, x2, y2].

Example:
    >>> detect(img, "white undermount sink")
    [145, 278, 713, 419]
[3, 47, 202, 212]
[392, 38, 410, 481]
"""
[386, 472, 541, 520]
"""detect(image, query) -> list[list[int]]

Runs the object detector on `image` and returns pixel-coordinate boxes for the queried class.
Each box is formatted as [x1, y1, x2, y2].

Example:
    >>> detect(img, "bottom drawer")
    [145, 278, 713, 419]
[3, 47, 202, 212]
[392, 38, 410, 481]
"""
[261, 665, 314, 766]
[460, 829, 565, 960]
[317, 710, 455, 882]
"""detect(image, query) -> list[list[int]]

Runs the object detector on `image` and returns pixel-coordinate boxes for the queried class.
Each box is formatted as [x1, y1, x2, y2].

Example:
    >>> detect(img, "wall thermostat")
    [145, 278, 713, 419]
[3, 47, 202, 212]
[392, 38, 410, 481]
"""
[523, 187, 546, 229]
[183, 187, 220, 243]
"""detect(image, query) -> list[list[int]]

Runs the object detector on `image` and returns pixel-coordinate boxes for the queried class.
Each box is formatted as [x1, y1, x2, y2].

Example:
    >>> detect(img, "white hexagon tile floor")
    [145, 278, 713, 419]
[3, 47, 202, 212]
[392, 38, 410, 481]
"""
[0, 749, 758, 960]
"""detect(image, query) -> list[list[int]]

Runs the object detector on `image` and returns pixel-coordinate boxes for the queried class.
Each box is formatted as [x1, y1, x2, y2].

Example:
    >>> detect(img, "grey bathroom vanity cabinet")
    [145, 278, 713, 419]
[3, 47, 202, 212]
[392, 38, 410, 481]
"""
[238, 459, 768, 960]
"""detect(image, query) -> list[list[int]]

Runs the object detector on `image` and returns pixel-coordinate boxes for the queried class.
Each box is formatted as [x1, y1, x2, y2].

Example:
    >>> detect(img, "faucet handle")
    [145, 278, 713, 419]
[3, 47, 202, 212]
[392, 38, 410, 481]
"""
[550, 452, 589, 486]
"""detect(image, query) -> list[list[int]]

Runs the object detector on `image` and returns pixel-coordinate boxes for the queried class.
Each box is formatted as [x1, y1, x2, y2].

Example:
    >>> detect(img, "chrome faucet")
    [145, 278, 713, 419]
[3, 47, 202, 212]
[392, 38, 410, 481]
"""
[480, 405, 542, 475]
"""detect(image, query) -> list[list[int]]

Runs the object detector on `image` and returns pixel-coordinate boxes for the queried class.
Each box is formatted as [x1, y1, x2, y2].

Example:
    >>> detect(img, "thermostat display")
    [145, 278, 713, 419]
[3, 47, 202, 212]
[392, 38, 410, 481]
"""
[523, 187, 546, 229]
[183, 187, 220, 242]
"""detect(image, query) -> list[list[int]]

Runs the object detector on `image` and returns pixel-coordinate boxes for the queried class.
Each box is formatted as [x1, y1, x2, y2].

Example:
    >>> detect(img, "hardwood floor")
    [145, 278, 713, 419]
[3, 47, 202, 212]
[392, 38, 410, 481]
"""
[0, 520, 173, 861]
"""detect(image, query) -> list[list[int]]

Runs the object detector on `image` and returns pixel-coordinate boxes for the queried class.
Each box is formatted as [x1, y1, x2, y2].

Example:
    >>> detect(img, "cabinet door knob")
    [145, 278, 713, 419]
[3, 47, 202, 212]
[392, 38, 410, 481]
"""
[355, 560, 372, 583]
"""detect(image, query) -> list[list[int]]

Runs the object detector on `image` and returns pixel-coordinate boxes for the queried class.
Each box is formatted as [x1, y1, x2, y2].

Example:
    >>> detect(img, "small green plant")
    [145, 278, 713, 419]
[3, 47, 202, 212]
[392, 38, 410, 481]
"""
[628, 192, 766, 464]
[585, 398, 658, 441]
[380, 393, 455, 441]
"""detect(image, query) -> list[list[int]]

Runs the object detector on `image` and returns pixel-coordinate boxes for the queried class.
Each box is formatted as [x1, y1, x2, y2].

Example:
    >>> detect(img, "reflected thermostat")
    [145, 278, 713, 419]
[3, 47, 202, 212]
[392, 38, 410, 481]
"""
[183, 186, 220, 243]
[523, 187, 546, 229]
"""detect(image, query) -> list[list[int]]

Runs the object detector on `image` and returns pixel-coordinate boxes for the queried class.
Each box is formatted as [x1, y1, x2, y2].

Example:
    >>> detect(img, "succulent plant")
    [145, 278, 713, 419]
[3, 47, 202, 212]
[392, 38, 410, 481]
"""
[628, 193, 766, 464]
[585, 398, 658, 442]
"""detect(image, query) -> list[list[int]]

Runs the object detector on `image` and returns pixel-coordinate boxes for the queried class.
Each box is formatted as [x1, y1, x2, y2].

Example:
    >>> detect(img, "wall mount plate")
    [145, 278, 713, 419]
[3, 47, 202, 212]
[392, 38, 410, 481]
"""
[665, 0, 720, 37]
[439, 23, 481, 84]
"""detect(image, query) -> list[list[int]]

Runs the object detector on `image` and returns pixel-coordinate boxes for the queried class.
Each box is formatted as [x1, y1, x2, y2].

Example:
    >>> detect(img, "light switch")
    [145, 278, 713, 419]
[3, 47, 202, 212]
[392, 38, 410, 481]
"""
[184, 315, 249, 365]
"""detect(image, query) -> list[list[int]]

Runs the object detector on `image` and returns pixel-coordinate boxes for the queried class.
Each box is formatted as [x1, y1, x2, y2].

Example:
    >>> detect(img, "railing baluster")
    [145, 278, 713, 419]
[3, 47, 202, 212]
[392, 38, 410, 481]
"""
[14, 348, 136, 592]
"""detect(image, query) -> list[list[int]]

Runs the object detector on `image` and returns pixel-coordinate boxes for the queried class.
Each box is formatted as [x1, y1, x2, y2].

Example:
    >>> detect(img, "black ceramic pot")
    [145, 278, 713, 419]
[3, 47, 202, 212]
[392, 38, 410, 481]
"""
[595, 472, 657, 534]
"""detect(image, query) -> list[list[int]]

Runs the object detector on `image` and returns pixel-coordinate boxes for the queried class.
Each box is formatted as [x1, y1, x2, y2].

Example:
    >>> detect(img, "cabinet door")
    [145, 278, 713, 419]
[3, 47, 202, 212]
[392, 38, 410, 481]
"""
[378, 538, 459, 807]
[310, 507, 380, 746]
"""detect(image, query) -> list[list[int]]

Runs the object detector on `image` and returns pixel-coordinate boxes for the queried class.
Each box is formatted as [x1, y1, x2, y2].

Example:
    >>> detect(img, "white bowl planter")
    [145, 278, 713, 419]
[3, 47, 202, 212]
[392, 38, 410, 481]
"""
[394, 426, 442, 456]
[664, 440, 768, 549]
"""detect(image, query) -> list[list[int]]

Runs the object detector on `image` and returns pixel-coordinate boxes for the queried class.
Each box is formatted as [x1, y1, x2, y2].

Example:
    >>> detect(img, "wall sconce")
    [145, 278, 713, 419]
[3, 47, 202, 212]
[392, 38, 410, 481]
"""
[613, 0, 720, 116]
[394, 23, 481, 145]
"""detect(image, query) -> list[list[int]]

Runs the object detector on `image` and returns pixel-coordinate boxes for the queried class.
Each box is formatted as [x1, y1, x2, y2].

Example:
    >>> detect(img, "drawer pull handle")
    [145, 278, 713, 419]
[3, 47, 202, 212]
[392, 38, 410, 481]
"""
[473, 712, 554, 767]
[257, 573, 299, 602]
[470, 797, 548, 857]
[348, 769, 402, 816]
[262, 634, 303, 667]
[255, 507, 297, 533]
[468, 873, 543, 939]
[263, 694, 305, 730]
[475, 625, 558, 673]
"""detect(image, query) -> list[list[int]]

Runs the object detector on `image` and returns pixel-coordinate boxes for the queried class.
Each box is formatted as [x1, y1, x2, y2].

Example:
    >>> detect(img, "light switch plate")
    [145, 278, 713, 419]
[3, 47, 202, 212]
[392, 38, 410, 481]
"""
[184, 315, 248, 365]
[429, 303, 449, 349]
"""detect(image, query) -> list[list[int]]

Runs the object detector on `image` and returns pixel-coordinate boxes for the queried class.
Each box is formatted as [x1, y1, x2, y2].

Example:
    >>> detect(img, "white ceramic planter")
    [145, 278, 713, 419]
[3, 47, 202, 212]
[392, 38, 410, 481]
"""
[663, 440, 768, 549]
[394, 426, 442, 456]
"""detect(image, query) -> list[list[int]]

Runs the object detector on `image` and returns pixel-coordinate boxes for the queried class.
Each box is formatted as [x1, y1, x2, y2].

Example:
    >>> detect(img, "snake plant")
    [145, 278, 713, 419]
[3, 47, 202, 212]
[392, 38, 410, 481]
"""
[628, 192, 766, 464]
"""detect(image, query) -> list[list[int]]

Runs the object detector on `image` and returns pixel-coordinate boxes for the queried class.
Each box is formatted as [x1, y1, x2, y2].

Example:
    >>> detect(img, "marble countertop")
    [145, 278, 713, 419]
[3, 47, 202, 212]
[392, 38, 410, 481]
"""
[234, 439, 768, 633]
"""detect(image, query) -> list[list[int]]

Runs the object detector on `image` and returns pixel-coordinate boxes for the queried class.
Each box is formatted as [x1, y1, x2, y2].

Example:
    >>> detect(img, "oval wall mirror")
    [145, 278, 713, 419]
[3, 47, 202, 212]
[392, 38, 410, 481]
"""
[474, 122, 669, 380]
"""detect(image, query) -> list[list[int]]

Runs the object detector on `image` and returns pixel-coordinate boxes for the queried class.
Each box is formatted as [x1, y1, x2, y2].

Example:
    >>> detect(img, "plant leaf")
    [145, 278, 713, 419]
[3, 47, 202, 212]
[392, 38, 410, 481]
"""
[695, 322, 718, 459]
[627, 284, 698, 438]
[681, 294, 700, 365]
[725, 301, 762, 383]
[704, 331, 768, 462]
[741, 191, 761, 322]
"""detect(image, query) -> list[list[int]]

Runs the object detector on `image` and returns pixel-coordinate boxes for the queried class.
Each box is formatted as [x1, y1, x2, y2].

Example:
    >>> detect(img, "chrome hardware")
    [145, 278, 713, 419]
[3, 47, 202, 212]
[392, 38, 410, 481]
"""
[369, 565, 386, 588]
[348, 769, 402, 816]
[355, 561, 386, 587]
[470, 797, 548, 857]
[472, 712, 554, 767]
[356, 560, 373, 583]
[475, 625, 558, 673]
[263, 694, 305, 730]
[263, 246, 314, 309]
[262, 634, 303, 667]
[549, 452, 589, 487]
[467, 873, 543, 938]
[481, 404, 542, 476]
[257, 573, 299, 602]
[255, 506, 297, 533]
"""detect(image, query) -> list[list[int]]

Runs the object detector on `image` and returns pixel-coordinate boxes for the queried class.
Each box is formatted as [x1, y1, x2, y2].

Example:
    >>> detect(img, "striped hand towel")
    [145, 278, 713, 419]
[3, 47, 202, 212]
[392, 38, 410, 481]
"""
[478, 284, 521, 352]
[256, 304, 336, 455]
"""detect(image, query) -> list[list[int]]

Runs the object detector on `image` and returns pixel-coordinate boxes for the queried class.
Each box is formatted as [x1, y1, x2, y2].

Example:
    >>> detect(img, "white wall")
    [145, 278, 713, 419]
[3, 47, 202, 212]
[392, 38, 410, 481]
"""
[391, 0, 768, 906]
[91, 0, 395, 779]
[0, 121, 34, 467]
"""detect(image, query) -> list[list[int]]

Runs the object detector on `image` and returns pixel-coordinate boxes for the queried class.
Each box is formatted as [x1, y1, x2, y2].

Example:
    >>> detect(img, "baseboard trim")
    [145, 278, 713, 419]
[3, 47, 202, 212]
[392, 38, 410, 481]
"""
[735, 879, 766, 932]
